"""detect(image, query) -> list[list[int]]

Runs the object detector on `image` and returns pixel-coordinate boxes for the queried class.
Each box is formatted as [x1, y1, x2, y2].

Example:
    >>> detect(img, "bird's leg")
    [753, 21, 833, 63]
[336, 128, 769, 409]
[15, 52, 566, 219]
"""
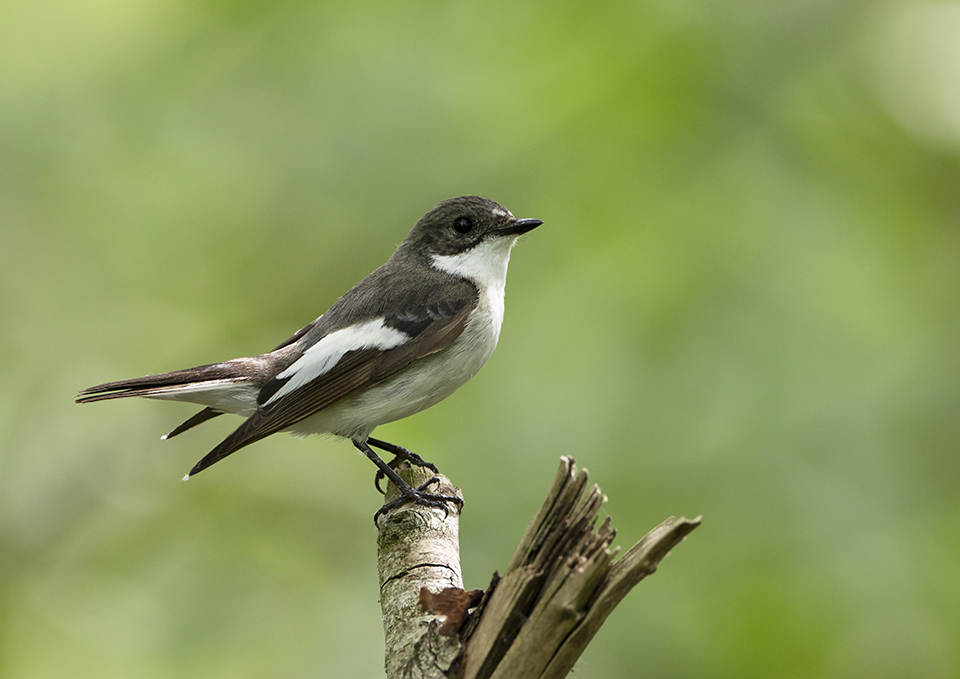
[353, 439, 462, 525]
[367, 437, 439, 494]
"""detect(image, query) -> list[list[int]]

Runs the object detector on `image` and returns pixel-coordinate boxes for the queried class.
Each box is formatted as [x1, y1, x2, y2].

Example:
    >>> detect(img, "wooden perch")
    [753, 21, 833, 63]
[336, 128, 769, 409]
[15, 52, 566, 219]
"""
[375, 457, 701, 679]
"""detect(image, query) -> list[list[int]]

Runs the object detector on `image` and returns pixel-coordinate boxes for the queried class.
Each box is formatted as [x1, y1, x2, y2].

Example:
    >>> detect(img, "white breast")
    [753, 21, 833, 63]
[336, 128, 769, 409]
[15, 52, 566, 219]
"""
[289, 235, 519, 440]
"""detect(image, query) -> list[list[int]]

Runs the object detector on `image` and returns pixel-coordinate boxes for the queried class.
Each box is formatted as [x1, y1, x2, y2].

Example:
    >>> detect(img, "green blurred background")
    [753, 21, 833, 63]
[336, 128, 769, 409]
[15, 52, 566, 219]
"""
[3, 0, 959, 677]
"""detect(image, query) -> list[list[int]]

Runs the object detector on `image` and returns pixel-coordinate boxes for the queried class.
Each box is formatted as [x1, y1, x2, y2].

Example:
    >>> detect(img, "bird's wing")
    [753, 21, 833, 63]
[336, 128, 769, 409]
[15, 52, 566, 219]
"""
[185, 296, 475, 476]
[269, 316, 322, 351]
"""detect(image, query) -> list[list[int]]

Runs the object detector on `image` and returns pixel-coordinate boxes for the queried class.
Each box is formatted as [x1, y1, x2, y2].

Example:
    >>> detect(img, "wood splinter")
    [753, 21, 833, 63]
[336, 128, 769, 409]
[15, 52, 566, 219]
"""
[376, 456, 701, 679]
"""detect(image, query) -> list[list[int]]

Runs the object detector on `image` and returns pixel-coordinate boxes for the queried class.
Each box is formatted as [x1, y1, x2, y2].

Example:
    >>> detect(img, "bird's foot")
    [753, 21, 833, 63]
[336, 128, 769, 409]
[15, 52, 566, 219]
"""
[373, 477, 463, 525]
[371, 442, 439, 494]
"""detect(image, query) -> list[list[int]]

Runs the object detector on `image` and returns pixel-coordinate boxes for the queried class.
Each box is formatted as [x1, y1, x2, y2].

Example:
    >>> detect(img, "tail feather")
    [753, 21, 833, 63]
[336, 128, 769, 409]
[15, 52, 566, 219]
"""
[185, 411, 274, 477]
[78, 356, 285, 478]
[163, 407, 224, 440]
[76, 361, 254, 403]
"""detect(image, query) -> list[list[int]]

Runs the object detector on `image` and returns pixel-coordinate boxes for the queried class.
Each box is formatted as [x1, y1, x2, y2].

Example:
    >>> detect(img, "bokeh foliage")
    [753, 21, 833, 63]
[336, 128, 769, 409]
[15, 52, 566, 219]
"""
[2, 0, 959, 677]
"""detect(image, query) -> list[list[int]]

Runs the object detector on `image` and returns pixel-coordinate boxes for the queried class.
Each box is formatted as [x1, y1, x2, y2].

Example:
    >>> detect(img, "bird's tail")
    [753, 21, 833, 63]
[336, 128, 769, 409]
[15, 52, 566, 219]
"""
[75, 358, 269, 441]
[75, 361, 256, 405]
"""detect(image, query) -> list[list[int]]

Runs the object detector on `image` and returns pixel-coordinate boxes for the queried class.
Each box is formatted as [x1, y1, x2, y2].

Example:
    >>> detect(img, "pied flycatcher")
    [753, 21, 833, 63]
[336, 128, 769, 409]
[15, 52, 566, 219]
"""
[77, 195, 542, 521]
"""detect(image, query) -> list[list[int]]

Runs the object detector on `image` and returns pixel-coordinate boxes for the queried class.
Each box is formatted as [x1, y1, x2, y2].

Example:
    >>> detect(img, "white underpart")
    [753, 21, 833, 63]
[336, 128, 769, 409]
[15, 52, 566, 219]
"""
[288, 235, 519, 440]
[148, 377, 261, 417]
[267, 319, 409, 404]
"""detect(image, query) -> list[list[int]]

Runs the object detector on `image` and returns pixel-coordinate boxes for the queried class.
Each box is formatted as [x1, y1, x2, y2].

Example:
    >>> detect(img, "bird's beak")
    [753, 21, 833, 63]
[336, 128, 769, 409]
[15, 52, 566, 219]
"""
[498, 218, 543, 236]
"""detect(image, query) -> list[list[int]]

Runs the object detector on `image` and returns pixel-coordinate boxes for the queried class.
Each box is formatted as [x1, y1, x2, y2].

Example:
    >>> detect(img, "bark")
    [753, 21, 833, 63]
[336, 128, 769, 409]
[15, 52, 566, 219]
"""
[377, 466, 465, 678]
[375, 457, 701, 679]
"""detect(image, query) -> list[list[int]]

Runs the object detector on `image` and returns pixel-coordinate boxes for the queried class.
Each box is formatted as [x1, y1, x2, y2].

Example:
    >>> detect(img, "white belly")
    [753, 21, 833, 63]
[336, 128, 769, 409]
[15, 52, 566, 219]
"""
[289, 283, 505, 440]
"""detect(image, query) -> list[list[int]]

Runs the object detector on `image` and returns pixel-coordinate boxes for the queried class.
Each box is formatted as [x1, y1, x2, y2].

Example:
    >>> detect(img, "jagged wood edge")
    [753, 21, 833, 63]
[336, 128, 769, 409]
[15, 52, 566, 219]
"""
[375, 457, 700, 679]
[456, 457, 700, 679]
[539, 514, 702, 679]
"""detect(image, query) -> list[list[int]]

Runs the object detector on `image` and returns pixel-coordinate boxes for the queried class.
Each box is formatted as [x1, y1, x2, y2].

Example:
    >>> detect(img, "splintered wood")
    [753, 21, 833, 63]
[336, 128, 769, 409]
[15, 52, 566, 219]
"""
[376, 457, 700, 679]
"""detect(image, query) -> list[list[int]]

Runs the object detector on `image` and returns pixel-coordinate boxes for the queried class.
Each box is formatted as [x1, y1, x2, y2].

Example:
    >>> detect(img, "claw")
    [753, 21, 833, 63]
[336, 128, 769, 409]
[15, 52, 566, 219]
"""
[373, 478, 463, 526]
[370, 440, 439, 495]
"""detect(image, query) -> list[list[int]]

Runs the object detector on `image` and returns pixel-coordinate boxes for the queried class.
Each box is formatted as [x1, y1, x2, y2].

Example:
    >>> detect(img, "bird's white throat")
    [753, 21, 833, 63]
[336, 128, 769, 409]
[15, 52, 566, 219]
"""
[430, 235, 517, 291]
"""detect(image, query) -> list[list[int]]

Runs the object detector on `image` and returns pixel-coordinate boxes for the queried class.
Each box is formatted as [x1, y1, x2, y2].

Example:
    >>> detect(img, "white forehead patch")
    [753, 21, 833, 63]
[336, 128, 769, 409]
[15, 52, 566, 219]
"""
[491, 207, 513, 218]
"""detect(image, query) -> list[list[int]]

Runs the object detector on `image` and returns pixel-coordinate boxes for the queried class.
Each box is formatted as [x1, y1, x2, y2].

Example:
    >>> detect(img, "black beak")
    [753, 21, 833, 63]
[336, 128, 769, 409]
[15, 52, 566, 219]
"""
[498, 218, 543, 236]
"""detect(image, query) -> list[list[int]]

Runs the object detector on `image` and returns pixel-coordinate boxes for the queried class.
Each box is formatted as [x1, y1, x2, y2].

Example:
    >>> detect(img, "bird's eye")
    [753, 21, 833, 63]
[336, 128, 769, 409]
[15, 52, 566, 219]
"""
[454, 217, 473, 234]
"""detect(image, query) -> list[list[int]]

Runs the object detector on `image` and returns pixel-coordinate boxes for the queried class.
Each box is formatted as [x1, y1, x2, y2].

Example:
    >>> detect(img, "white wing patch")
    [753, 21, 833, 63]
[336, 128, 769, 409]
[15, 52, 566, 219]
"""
[266, 318, 409, 404]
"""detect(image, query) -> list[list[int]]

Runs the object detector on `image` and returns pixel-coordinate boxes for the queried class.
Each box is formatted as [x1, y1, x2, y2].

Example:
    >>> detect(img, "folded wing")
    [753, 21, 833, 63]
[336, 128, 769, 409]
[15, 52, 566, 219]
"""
[185, 298, 474, 476]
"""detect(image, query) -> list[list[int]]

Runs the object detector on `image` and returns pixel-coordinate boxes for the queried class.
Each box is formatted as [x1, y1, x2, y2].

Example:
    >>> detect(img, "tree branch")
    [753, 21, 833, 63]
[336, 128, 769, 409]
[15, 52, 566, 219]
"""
[375, 457, 701, 679]
[377, 465, 465, 678]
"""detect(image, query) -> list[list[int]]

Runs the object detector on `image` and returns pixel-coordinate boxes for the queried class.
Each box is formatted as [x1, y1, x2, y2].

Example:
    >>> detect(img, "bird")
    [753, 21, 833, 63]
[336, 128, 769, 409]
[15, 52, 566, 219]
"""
[76, 195, 543, 521]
